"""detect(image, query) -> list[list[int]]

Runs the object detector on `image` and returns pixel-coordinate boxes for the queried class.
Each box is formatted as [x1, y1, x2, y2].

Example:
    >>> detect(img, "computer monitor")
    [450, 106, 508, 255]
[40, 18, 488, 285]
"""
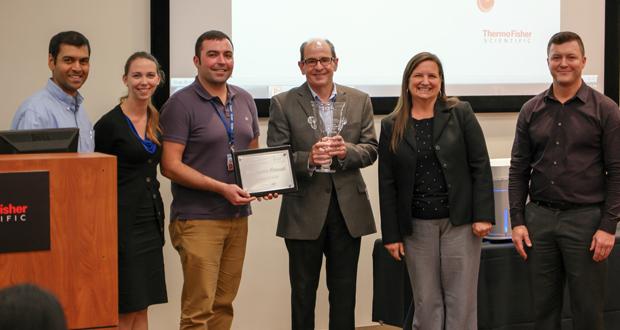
[0, 128, 79, 154]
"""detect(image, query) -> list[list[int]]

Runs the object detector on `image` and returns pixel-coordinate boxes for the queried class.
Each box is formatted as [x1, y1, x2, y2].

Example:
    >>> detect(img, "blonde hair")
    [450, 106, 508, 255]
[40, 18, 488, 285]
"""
[122, 51, 164, 145]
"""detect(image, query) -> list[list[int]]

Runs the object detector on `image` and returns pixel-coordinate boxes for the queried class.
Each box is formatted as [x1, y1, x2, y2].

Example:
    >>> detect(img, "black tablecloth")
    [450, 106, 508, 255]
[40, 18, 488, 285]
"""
[372, 238, 620, 329]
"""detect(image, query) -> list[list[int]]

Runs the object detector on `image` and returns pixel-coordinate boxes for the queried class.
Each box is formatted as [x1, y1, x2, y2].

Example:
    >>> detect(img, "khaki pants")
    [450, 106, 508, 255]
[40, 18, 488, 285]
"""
[170, 218, 248, 330]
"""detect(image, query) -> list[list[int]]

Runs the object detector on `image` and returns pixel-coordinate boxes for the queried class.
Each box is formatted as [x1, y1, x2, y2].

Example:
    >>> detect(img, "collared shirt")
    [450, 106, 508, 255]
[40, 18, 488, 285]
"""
[308, 84, 346, 171]
[11, 79, 94, 152]
[508, 81, 620, 233]
[160, 77, 260, 221]
[309, 84, 337, 133]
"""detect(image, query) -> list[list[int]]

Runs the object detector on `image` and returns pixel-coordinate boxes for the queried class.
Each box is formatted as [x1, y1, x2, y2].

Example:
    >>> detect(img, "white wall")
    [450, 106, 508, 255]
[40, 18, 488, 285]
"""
[1, 1, 610, 330]
[0, 0, 150, 126]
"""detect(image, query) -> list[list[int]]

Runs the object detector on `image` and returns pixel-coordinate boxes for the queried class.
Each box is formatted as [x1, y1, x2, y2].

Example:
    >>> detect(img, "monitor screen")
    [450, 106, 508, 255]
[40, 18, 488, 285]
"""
[0, 128, 79, 154]
[169, 0, 605, 98]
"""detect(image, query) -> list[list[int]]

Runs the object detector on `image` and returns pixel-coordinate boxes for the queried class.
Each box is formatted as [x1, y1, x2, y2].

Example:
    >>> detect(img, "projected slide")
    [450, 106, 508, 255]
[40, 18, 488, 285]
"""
[171, 0, 602, 98]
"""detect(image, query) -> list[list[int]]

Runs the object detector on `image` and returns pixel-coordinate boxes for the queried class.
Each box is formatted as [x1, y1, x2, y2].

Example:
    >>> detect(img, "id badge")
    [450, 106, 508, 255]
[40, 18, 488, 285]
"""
[226, 153, 234, 172]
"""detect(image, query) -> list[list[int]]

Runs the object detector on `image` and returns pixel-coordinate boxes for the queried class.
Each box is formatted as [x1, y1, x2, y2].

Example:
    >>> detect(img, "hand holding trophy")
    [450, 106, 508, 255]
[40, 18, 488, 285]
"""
[308, 101, 347, 173]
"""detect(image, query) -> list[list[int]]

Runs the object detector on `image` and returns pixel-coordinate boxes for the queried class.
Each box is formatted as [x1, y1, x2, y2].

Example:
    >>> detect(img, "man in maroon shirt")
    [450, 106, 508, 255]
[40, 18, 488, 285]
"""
[509, 31, 620, 330]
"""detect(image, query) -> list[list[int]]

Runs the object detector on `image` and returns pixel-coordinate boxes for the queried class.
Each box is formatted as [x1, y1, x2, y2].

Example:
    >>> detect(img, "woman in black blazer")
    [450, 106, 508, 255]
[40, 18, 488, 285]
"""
[94, 52, 167, 330]
[379, 52, 494, 330]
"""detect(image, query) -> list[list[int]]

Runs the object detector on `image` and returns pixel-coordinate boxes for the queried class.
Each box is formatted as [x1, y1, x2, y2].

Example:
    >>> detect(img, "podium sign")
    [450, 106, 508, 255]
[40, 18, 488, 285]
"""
[0, 171, 50, 253]
[0, 153, 118, 329]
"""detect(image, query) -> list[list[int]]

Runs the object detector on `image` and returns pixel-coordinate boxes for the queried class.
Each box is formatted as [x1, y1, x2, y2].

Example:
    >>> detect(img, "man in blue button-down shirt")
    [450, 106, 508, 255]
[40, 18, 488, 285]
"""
[12, 31, 94, 152]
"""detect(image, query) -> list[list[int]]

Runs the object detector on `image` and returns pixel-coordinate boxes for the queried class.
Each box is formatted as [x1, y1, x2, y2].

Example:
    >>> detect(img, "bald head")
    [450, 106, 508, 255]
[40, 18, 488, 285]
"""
[299, 38, 336, 61]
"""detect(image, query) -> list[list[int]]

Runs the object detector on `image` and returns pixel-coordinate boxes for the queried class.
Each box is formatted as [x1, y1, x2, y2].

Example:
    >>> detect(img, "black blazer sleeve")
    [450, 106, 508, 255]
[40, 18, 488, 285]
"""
[378, 116, 402, 244]
[94, 115, 116, 155]
[455, 102, 495, 222]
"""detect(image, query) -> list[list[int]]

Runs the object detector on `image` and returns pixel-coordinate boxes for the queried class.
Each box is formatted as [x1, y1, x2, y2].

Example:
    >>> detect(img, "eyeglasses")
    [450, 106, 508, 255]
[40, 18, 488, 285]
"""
[302, 57, 334, 67]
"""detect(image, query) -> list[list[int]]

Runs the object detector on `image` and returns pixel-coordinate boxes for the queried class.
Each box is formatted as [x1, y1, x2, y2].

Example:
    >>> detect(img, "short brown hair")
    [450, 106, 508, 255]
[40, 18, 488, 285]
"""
[195, 30, 233, 58]
[547, 31, 585, 56]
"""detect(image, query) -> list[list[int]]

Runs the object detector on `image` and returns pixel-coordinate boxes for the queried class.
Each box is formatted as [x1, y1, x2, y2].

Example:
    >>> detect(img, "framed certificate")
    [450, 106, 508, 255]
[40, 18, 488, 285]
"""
[233, 145, 298, 197]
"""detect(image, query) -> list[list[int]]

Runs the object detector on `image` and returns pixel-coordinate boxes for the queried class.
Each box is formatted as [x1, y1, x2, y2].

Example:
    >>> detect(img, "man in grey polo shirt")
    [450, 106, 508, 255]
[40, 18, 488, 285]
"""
[160, 30, 260, 330]
[12, 31, 94, 152]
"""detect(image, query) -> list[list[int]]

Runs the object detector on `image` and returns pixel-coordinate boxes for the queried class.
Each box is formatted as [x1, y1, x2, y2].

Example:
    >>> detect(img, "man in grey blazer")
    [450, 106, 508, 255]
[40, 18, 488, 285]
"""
[267, 38, 378, 330]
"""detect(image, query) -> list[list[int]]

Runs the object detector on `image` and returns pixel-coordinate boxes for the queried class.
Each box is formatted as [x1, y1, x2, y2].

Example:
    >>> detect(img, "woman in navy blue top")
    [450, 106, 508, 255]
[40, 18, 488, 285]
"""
[94, 52, 167, 330]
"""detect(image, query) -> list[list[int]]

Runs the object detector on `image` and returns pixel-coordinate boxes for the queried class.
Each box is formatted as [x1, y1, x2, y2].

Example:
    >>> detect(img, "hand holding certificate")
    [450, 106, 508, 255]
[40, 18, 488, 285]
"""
[233, 145, 298, 197]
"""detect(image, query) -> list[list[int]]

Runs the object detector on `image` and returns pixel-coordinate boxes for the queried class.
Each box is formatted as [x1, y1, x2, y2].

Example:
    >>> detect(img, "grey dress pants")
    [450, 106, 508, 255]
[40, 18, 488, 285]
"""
[403, 218, 481, 330]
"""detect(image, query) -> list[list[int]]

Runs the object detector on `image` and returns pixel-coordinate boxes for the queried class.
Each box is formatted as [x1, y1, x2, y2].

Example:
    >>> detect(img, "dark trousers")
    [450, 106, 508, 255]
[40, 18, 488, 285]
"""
[526, 202, 607, 330]
[285, 192, 361, 330]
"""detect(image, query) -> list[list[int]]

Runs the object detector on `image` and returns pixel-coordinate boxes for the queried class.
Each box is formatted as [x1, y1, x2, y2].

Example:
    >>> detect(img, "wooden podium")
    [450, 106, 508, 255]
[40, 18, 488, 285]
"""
[0, 153, 118, 329]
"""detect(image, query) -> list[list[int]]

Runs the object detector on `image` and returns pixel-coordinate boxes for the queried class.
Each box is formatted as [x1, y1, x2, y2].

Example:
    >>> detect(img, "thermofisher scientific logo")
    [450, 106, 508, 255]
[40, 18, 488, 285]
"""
[0, 203, 29, 223]
[0, 171, 50, 253]
[483, 29, 533, 44]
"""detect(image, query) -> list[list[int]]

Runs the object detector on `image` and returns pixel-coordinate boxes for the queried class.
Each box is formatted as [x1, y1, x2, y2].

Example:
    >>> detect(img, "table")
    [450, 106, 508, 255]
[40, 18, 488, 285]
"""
[372, 238, 620, 329]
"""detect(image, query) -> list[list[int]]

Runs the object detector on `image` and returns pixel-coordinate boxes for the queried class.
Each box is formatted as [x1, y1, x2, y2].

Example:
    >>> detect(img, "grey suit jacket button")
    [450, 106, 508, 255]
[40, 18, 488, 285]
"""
[435, 145, 440, 150]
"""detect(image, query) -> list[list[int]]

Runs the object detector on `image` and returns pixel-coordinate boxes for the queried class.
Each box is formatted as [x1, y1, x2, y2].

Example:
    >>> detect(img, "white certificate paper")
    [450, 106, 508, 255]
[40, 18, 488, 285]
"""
[234, 146, 297, 196]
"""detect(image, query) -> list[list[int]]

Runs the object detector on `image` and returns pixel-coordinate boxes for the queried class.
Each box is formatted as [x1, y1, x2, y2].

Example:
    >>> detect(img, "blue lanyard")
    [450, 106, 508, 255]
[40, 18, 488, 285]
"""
[209, 100, 234, 150]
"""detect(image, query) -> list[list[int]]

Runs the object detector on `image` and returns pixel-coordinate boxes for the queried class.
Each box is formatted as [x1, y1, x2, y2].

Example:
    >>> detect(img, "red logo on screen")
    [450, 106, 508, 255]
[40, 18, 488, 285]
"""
[477, 0, 495, 13]
[0, 203, 29, 223]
